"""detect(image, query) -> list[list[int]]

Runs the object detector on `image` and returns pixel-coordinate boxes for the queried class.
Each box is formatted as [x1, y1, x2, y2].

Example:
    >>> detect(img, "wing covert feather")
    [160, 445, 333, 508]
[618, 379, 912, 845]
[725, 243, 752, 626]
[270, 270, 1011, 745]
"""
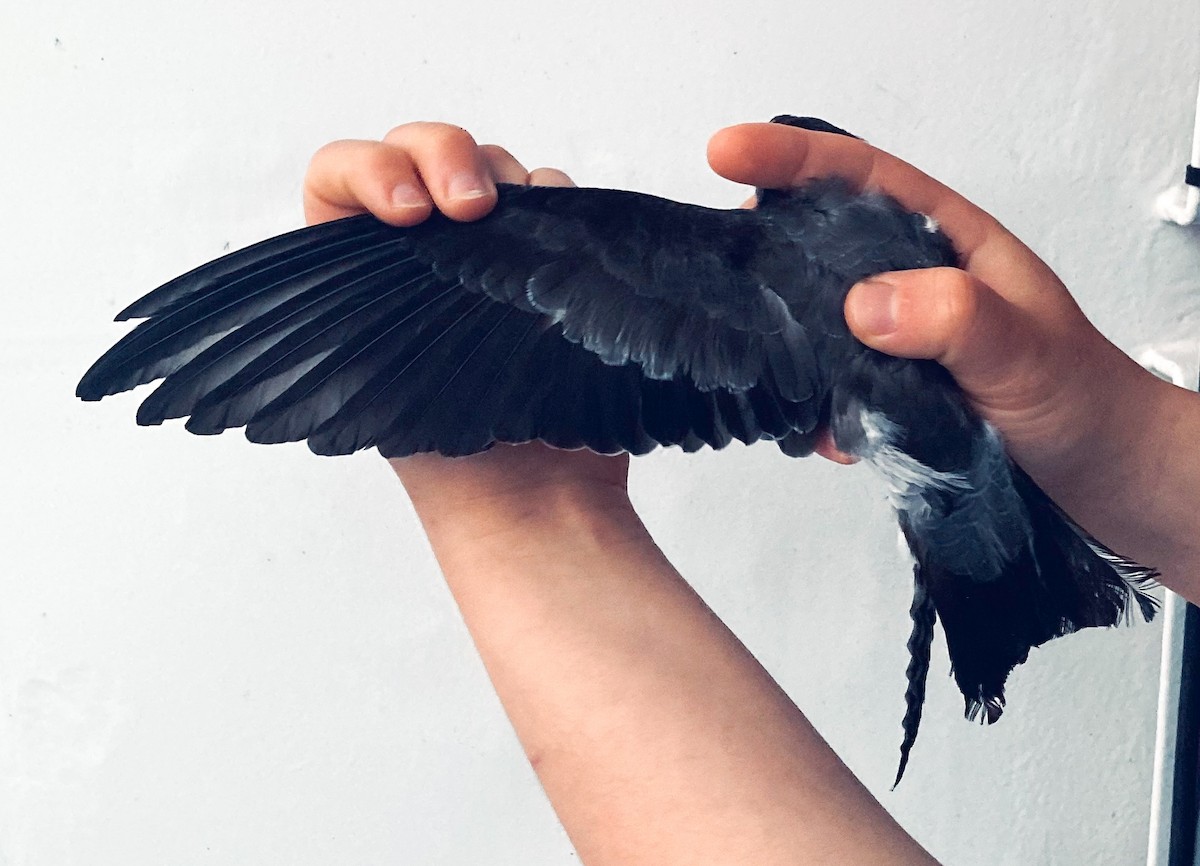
[77, 185, 824, 457]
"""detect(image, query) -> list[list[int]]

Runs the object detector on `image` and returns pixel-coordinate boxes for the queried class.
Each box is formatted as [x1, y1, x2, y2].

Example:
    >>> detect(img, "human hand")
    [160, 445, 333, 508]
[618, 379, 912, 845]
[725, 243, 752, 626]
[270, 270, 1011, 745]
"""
[707, 122, 1177, 502]
[302, 123, 631, 528]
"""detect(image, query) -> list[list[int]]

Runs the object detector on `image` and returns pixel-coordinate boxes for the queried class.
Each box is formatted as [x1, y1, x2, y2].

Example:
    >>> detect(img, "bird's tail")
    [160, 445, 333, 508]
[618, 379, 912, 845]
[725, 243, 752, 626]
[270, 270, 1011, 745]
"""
[894, 571, 936, 788]
[893, 463, 1158, 785]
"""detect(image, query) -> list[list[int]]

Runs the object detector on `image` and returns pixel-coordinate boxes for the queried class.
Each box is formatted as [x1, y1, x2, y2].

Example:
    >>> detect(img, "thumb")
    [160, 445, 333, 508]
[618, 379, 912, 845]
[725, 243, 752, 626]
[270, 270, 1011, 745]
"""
[844, 267, 1059, 412]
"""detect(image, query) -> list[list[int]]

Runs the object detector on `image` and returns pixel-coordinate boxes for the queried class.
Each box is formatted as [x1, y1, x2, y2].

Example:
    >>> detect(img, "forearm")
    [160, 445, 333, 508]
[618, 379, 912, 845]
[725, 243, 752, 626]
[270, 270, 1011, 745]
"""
[400, 466, 938, 866]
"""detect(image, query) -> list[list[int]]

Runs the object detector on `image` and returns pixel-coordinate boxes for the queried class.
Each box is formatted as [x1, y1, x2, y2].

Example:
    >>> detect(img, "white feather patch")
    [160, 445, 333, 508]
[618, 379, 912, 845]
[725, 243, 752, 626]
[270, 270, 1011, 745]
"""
[856, 409, 1030, 577]
[858, 410, 969, 508]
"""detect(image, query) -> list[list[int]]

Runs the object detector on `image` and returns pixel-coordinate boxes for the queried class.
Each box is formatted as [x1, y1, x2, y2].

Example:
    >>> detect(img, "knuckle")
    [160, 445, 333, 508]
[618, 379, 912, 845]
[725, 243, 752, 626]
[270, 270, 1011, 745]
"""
[384, 121, 476, 150]
[479, 143, 516, 163]
[360, 141, 404, 178]
[305, 139, 408, 192]
[481, 145, 536, 185]
[928, 268, 981, 330]
[528, 167, 574, 188]
[306, 139, 353, 172]
[381, 122, 418, 144]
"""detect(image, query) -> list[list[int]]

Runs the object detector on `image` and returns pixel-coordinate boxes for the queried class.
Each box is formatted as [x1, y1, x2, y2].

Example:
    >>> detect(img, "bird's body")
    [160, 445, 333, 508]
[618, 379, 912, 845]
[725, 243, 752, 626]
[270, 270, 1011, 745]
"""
[77, 116, 1157, 784]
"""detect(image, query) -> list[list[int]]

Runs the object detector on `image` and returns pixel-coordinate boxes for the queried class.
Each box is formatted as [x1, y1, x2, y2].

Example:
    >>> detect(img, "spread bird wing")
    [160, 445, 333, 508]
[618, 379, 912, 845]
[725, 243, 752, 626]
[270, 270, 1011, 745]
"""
[76, 184, 824, 458]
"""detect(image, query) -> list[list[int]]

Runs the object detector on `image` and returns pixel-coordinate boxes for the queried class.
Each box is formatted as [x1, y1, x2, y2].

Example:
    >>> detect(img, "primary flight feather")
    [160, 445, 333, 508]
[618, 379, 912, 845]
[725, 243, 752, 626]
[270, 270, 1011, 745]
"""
[77, 115, 1157, 785]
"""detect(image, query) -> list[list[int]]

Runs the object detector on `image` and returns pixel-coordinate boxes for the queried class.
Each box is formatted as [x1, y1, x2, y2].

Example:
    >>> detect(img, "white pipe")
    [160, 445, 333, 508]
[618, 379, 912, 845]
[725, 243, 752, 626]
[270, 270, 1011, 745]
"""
[1146, 591, 1187, 866]
[1154, 75, 1200, 225]
[1142, 343, 1200, 865]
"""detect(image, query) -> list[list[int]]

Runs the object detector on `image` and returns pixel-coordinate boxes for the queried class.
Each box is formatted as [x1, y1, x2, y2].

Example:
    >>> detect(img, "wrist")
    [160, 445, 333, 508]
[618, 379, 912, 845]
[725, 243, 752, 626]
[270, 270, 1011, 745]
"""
[989, 327, 1146, 483]
[1028, 347, 1197, 567]
[393, 457, 643, 577]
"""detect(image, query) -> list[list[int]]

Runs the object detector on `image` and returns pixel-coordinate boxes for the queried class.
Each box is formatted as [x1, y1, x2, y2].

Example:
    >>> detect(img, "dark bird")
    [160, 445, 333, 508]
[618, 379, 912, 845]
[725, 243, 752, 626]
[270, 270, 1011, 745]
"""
[76, 115, 1158, 785]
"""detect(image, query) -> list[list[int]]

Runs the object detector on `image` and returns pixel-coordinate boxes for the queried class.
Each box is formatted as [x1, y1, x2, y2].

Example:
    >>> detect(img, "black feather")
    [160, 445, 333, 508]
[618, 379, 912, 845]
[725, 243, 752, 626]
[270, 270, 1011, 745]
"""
[895, 569, 937, 788]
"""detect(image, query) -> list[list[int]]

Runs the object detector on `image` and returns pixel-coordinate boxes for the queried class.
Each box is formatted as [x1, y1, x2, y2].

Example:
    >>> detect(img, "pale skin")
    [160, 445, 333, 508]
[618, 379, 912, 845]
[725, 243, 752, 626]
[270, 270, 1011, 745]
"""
[303, 121, 1200, 864]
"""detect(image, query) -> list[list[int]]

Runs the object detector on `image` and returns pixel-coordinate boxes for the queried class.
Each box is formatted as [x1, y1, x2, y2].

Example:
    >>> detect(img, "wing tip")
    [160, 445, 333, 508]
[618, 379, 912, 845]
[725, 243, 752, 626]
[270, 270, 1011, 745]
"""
[76, 367, 117, 401]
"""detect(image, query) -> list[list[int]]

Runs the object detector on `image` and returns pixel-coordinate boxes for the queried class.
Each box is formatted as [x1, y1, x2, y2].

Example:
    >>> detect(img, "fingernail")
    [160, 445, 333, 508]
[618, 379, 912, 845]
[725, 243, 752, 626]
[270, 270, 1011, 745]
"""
[849, 278, 899, 336]
[390, 182, 428, 209]
[447, 172, 490, 201]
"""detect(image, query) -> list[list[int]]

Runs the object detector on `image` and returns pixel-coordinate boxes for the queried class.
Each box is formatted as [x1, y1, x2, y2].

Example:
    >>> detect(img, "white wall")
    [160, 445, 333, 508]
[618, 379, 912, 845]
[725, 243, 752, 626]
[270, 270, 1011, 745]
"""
[4, 1, 1199, 863]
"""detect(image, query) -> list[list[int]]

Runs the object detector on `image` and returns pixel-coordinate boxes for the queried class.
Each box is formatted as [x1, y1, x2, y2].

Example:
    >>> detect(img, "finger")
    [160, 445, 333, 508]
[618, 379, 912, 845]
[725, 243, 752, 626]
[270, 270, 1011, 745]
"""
[381, 122, 498, 222]
[304, 139, 435, 227]
[812, 428, 859, 465]
[844, 268, 1077, 414]
[478, 144, 532, 185]
[707, 123, 1036, 288]
[478, 144, 576, 189]
[527, 167, 576, 188]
